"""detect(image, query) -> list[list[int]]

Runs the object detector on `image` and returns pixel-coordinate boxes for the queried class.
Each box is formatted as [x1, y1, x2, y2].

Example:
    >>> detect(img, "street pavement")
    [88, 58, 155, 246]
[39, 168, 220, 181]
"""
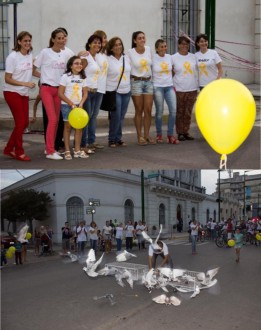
[1, 237, 261, 330]
[0, 84, 260, 170]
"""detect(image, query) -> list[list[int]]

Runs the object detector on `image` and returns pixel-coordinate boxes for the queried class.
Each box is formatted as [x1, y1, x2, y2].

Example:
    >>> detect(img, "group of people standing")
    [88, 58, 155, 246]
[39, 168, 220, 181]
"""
[3, 28, 222, 161]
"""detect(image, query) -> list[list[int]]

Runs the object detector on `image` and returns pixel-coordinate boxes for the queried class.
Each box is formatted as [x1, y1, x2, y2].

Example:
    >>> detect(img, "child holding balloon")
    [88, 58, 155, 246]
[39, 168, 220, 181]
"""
[58, 56, 89, 160]
[234, 227, 243, 263]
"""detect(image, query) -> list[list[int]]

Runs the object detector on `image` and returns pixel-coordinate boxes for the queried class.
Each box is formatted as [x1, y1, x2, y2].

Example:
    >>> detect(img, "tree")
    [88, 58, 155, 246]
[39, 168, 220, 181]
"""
[1, 189, 53, 233]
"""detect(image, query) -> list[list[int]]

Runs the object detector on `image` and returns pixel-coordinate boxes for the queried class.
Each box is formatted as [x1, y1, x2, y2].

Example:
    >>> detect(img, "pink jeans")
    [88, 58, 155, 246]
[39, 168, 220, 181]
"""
[40, 86, 61, 154]
[4, 91, 29, 156]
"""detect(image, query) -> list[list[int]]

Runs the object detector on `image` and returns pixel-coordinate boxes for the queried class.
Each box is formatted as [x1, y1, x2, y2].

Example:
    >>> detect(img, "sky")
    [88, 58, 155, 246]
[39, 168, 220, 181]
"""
[1, 169, 261, 194]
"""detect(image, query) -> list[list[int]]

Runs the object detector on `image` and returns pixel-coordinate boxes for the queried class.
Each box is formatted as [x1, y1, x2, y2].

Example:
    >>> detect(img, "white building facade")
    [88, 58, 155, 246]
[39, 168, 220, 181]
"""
[0, 0, 259, 99]
[1, 169, 220, 243]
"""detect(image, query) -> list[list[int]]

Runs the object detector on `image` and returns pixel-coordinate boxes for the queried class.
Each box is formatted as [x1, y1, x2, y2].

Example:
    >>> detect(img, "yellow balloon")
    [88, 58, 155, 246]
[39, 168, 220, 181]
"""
[228, 239, 235, 247]
[26, 232, 32, 240]
[68, 107, 89, 129]
[8, 246, 16, 253]
[256, 233, 261, 241]
[6, 251, 13, 259]
[195, 79, 256, 155]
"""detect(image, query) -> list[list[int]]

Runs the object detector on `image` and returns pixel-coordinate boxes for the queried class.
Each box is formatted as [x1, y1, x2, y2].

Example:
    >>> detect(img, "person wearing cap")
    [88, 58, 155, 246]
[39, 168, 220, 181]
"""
[148, 240, 173, 270]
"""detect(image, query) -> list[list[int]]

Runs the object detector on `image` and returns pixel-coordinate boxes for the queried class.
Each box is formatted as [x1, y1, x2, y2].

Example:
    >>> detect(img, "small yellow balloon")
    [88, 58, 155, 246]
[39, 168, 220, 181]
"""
[8, 246, 16, 253]
[26, 232, 32, 240]
[196, 79, 256, 155]
[228, 239, 235, 247]
[256, 233, 261, 241]
[68, 107, 89, 129]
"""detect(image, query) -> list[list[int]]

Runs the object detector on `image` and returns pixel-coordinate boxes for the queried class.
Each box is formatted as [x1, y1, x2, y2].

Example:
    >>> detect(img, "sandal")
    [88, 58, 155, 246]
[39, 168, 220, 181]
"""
[156, 134, 163, 143]
[145, 137, 156, 145]
[73, 150, 89, 159]
[167, 135, 180, 144]
[81, 147, 95, 154]
[108, 141, 117, 148]
[64, 151, 72, 160]
[138, 137, 148, 146]
[116, 140, 127, 147]
[3, 150, 16, 159]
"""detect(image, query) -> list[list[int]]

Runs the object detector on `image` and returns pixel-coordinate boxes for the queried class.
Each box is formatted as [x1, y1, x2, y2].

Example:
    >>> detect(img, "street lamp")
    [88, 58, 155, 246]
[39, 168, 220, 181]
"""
[243, 170, 249, 220]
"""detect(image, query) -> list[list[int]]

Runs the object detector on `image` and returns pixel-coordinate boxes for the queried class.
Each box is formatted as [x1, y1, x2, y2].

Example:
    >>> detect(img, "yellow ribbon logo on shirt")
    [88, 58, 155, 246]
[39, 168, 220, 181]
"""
[183, 61, 193, 75]
[199, 62, 208, 76]
[119, 66, 127, 81]
[101, 61, 108, 76]
[160, 62, 169, 76]
[71, 84, 81, 102]
[139, 58, 149, 73]
[93, 69, 100, 82]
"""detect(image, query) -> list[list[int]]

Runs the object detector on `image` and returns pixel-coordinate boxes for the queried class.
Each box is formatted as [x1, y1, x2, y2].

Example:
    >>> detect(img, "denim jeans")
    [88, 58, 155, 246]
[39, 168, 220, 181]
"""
[90, 239, 97, 252]
[77, 241, 85, 257]
[116, 238, 122, 252]
[191, 235, 197, 253]
[153, 86, 176, 136]
[109, 91, 131, 143]
[81, 92, 103, 147]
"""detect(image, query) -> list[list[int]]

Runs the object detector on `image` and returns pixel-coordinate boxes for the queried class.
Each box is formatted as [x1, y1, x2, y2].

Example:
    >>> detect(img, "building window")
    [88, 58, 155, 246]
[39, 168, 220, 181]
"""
[66, 196, 84, 225]
[124, 199, 134, 222]
[159, 203, 166, 228]
[0, 5, 8, 70]
[177, 204, 182, 221]
[191, 207, 195, 220]
[206, 209, 210, 222]
[214, 210, 216, 221]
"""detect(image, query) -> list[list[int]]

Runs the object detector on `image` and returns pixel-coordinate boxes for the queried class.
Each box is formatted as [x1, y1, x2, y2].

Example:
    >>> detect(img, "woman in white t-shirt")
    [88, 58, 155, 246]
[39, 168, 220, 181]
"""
[33, 28, 70, 160]
[89, 221, 99, 252]
[3, 31, 36, 161]
[125, 220, 135, 251]
[171, 36, 198, 142]
[127, 31, 155, 146]
[80, 34, 102, 152]
[106, 37, 131, 147]
[115, 223, 124, 253]
[58, 56, 88, 160]
[152, 39, 180, 145]
[195, 33, 223, 90]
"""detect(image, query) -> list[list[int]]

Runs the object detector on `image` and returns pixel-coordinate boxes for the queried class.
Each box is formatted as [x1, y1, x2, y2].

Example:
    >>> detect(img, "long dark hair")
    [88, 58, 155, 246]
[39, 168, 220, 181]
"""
[131, 31, 145, 48]
[85, 34, 102, 52]
[65, 56, 86, 79]
[195, 33, 209, 51]
[106, 37, 124, 56]
[48, 28, 66, 48]
[13, 31, 33, 53]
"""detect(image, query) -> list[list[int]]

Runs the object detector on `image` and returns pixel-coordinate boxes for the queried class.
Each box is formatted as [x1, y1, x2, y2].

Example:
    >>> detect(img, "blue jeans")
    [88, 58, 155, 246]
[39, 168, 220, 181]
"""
[109, 91, 131, 143]
[81, 92, 103, 147]
[116, 238, 122, 252]
[191, 235, 197, 253]
[153, 86, 176, 136]
[90, 239, 97, 252]
[77, 241, 85, 257]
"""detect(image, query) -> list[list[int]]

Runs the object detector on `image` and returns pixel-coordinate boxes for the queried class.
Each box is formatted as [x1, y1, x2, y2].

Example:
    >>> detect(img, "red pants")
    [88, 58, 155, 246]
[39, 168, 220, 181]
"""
[176, 91, 197, 135]
[4, 91, 29, 156]
[40, 86, 61, 154]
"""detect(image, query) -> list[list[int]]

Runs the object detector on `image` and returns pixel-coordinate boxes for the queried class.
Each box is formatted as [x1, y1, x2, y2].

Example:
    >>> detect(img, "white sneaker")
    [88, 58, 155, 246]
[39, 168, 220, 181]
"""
[46, 152, 63, 160]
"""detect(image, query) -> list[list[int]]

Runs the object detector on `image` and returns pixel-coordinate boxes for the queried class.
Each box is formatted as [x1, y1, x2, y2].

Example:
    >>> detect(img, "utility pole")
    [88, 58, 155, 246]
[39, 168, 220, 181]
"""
[205, 0, 216, 49]
[141, 169, 145, 223]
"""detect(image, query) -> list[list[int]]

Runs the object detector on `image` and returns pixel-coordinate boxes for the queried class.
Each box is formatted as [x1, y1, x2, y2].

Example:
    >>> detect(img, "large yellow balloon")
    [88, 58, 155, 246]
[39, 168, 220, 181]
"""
[228, 239, 235, 247]
[68, 107, 89, 129]
[256, 233, 261, 241]
[26, 232, 32, 240]
[8, 246, 16, 253]
[6, 251, 13, 259]
[195, 79, 256, 155]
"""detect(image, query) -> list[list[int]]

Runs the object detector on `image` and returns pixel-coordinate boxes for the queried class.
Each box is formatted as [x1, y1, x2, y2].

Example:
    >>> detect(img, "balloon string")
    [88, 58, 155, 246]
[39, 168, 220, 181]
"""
[219, 154, 227, 170]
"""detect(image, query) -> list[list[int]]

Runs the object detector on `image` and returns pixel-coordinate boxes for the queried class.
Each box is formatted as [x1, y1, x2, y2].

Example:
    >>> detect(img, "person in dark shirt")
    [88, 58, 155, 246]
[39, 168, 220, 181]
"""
[62, 221, 72, 254]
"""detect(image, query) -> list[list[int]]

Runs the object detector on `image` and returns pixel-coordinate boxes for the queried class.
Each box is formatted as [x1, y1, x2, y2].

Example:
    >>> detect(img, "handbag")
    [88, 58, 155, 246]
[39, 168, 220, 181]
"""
[100, 56, 125, 112]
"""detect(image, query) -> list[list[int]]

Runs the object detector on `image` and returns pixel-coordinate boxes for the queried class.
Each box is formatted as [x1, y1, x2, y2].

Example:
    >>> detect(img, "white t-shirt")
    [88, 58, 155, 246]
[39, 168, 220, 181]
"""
[34, 48, 68, 86]
[89, 227, 98, 240]
[148, 242, 168, 256]
[81, 53, 100, 89]
[76, 226, 87, 242]
[190, 223, 199, 236]
[103, 225, 112, 235]
[106, 55, 131, 94]
[172, 52, 198, 92]
[127, 46, 152, 78]
[195, 49, 221, 87]
[135, 224, 145, 235]
[152, 53, 173, 87]
[96, 52, 108, 94]
[115, 226, 124, 239]
[62, 46, 75, 59]
[125, 225, 134, 237]
[59, 73, 87, 104]
[4, 51, 33, 96]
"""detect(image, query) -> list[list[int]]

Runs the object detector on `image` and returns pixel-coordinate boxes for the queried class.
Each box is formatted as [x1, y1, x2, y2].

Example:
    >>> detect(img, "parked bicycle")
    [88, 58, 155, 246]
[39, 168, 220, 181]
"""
[215, 230, 228, 248]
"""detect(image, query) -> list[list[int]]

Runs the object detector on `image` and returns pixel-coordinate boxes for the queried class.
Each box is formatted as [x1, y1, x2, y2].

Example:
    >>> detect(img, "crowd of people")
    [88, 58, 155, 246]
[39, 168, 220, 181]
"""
[3, 28, 222, 161]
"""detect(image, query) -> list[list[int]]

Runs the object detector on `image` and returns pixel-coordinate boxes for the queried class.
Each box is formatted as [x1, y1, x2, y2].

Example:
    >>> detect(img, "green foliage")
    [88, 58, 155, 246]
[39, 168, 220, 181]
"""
[1, 189, 53, 223]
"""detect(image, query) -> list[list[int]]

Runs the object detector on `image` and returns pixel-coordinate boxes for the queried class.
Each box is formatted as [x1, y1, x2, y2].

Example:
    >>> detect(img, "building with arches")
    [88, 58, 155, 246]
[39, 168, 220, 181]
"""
[1, 169, 224, 243]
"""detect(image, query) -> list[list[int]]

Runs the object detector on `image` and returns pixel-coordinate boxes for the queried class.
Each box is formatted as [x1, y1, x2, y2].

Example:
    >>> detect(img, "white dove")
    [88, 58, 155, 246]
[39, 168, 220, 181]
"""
[115, 269, 134, 289]
[206, 267, 219, 281]
[143, 268, 157, 292]
[83, 249, 104, 277]
[142, 224, 162, 249]
[190, 285, 200, 298]
[116, 250, 137, 262]
[17, 224, 29, 243]
[158, 267, 173, 281]
[98, 266, 118, 276]
[172, 269, 186, 281]
[67, 251, 78, 262]
[152, 294, 181, 306]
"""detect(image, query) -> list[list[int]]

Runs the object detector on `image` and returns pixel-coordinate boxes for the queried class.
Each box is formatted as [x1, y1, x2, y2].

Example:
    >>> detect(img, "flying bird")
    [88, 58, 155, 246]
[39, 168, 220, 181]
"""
[83, 249, 104, 277]
[115, 269, 134, 289]
[17, 224, 29, 243]
[142, 224, 162, 250]
[116, 250, 137, 262]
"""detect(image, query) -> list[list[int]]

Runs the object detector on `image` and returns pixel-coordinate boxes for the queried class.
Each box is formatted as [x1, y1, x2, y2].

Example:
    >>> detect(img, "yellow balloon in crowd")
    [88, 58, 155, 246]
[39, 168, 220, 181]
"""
[68, 107, 89, 129]
[195, 79, 256, 155]
[26, 232, 32, 240]
[227, 239, 235, 247]
[256, 233, 261, 241]
[6, 251, 13, 259]
[8, 246, 16, 253]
